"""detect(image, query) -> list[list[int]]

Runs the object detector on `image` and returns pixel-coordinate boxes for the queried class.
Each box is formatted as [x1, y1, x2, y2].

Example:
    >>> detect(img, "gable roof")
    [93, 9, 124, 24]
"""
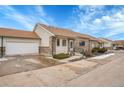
[39, 23, 97, 41]
[101, 38, 113, 42]
[98, 38, 113, 43]
[97, 38, 105, 43]
[0, 28, 40, 39]
[114, 40, 124, 45]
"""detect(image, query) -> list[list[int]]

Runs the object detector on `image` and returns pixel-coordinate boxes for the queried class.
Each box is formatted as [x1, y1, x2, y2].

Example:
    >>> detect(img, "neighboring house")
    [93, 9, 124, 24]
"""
[34, 23, 98, 56]
[113, 40, 124, 50]
[0, 28, 41, 57]
[0, 23, 99, 57]
[98, 38, 113, 49]
[89, 37, 99, 49]
[97, 39, 105, 48]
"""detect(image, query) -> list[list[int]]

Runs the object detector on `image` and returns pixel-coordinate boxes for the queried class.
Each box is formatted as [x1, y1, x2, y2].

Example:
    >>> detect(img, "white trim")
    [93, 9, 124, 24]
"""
[38, 24, 55, 36]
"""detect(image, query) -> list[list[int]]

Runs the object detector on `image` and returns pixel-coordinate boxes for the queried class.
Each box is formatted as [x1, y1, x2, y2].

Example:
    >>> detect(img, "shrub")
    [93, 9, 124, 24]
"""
[92, 47, 107, 54]
[53, 53, 69, 59]
[80, 49, 85, 55]
[92, 47, 99, 53]
[98, 47, 107, 53]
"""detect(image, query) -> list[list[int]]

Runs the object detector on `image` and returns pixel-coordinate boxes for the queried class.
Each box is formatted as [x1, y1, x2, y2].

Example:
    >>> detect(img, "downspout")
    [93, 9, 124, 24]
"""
[51, 36, 55, 56]
[89, 40, 91, 56]
[68, 38, 69, 55]
[73, 39, 75, 55]
[1, 36, 3, 58]
[51, 36, 54, 56]
[39, 38, 42, 54]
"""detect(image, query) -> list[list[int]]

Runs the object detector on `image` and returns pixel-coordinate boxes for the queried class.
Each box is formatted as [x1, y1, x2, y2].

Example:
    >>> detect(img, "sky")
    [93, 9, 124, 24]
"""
[0, 5, 124, 40]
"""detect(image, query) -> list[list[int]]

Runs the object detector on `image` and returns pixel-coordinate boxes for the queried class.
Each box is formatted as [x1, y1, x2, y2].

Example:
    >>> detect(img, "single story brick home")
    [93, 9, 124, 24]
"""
[34, 23, 99, 56]
[98, 38, 113, 50]
[113, 40, 124, 50]
[0, 23, 99, 57]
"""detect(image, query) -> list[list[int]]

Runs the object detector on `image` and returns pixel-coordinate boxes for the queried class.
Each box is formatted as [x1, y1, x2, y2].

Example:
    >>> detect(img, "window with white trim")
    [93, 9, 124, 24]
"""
[62, 39, 66, 46]
[79, 41, 85, 46]
[57, 39, 60, 46]
[70, 41, 73, 48]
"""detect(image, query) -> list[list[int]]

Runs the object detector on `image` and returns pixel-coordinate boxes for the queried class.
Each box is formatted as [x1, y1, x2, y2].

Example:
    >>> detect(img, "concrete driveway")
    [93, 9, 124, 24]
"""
[0, 51, 123, 87]
[0, 60, 98, 87]
[0, 55, 59, 77]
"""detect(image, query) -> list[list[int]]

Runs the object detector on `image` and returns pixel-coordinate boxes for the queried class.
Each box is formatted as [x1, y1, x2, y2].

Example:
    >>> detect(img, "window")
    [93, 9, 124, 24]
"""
[79, 41, 85, 46]
[57, 39, 60, 46]
[62, 39, 66, 46]
[70, 41, 73, 48]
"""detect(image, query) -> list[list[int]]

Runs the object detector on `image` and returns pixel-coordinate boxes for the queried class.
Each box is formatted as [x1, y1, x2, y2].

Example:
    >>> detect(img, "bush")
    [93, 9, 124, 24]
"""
[53, 53, 69, 59]
[80, 49, 85, 55]
[92, 47, 99, 53]
[98, 47, 107, 53]
[92, 47, 107, 54]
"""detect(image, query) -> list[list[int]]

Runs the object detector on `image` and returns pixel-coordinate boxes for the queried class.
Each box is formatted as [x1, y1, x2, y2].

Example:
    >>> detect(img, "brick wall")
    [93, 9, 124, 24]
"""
[39, 36, 53, 56]
[39, 46, 52, 56]
[0, 47, 5, 57]
[75, 38, 91, 56]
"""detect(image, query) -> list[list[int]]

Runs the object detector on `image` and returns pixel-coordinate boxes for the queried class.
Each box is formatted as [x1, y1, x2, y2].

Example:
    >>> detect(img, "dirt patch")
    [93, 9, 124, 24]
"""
[36, 56, 59, 66]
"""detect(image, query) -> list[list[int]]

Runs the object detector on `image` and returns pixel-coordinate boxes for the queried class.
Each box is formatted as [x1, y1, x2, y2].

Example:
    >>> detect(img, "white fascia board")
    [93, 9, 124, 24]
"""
[39, 24, 55, 36]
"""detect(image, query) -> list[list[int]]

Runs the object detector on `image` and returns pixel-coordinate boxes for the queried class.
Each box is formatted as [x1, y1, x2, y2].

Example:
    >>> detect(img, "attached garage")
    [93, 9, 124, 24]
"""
[0, 28, 41, 57]
[6, 42, 39, 55]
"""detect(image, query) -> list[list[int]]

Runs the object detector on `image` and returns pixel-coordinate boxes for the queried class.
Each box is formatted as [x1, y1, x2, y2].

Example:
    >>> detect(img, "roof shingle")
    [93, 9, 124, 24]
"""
[114, 40, 124, 45]
[0, 28, 40, 39]
[39, 23, 97, 41]
[98, 38, 113, 43]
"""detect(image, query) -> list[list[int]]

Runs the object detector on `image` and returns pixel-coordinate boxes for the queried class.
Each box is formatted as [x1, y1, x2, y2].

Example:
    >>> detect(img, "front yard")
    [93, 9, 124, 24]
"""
[0, 55, 60, 77]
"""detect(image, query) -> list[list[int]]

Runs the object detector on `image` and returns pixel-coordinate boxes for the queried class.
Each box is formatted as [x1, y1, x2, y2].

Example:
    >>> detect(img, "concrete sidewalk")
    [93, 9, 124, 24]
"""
[59, 54, 84, 63]
[89, 53, 115, 60]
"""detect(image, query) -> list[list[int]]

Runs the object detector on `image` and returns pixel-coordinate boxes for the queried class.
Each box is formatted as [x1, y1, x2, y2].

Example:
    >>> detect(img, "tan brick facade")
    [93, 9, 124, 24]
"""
[74, 37, 91, 56]
[39, 36, 99, 57]
[39, 36, 53, 56]
[0, 47, 5, 57]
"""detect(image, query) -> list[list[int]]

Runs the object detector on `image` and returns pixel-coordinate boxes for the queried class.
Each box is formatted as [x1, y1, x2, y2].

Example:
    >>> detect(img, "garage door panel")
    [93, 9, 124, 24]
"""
[6, 42, 39, 55]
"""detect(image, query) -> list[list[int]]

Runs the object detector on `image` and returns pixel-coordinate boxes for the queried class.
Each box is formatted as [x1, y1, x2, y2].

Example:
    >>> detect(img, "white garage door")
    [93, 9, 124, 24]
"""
[6, 42, 39, 55]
